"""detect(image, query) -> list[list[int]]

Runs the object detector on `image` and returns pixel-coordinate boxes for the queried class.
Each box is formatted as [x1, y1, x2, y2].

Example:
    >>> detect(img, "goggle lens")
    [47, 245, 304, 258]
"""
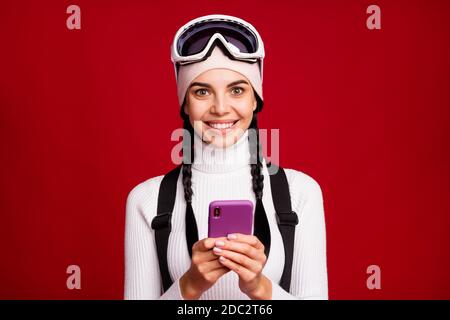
[177, 21, 258, 56]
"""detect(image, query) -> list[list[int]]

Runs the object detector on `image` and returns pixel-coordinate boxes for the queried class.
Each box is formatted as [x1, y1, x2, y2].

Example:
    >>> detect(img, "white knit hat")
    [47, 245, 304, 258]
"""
[176, 45, 263, 108]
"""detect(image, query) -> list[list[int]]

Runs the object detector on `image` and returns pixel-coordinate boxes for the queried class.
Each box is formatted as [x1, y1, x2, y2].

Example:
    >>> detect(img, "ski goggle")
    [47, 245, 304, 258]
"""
[171, 14, 265, 66]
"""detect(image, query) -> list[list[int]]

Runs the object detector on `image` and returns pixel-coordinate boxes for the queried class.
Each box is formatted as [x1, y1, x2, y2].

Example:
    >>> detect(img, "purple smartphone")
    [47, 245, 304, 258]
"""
[208, 200, 254, 238]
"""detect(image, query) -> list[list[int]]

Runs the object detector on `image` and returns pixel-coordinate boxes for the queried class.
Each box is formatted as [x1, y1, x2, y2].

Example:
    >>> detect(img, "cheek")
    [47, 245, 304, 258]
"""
[186, 99, 209, 120]
[234, 101, 255, 123]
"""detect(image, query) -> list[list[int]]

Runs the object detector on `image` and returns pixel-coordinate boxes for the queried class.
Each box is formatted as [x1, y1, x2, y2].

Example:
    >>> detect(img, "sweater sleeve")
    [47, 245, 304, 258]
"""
[124, 180, 185, 300]
[270, 170, 329, 300]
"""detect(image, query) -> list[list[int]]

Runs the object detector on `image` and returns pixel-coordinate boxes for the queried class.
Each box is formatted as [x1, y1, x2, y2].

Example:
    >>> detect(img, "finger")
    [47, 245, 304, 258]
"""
[194, 244, 231, 263]
[193, 250, 219, 263]
[226, 233, 265, 251]
[194, 237, 228, 252]
[218, 255, 255, 281]
[198, 259, 227, 274]
[214, 240, 263, 261]
[193, 239, 229, 263]
[215, 249, 262, 274]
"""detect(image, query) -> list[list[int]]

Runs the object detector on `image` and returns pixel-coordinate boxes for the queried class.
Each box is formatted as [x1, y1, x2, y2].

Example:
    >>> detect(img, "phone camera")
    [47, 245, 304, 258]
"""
[213, 207, 221, 218]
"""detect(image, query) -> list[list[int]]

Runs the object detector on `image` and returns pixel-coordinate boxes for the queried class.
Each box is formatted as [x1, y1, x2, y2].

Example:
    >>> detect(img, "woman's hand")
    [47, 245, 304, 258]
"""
[180, 237, 230, 299]
[212, 233, 272, 299]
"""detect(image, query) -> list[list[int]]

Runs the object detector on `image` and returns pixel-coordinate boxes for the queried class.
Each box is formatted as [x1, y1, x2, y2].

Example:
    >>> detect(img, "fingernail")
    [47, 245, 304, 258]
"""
[215, 240, 225, 247]
[213, 247, 222, 253]
[219, 256, 226, 261]
[227, 234, 237, 240]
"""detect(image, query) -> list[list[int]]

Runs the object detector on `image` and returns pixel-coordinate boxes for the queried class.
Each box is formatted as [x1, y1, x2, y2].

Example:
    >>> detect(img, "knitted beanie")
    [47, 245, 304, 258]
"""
[175, 45, 263, 108]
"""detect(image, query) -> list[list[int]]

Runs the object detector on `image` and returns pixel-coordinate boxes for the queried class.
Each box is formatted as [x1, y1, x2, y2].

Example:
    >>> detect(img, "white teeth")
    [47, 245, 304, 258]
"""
[208, 122, 235, 129]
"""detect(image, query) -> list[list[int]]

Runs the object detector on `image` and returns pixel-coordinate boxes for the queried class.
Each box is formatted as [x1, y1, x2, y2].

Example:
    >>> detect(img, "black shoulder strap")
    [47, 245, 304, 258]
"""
[267, 162, 299, 293]
[151, 165, 182, 293]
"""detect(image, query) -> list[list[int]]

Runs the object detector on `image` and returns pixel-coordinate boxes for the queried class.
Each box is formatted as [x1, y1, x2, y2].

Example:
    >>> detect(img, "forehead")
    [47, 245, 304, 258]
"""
[193, 68, 249, 84]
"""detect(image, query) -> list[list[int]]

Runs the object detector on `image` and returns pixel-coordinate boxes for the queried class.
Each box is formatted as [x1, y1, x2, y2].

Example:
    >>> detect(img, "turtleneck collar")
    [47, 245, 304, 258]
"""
[191, 130, 253, 174]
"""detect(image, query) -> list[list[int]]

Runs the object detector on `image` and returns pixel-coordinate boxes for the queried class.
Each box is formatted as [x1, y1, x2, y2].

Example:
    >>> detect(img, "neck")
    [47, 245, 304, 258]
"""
[191, 130, 254, 174]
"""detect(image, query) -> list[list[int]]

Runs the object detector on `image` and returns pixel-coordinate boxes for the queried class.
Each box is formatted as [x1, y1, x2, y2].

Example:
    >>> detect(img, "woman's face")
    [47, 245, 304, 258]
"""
[184, 68, 257, 149]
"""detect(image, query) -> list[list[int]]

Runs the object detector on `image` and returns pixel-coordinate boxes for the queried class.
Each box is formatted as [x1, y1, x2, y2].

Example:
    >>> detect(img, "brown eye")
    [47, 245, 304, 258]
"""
[195, 88, 209, 96]
[231, 87, 244, 95]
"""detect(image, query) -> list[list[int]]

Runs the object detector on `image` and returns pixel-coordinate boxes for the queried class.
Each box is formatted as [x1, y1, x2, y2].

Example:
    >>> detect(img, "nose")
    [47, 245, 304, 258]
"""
[210, 94, 231, 115]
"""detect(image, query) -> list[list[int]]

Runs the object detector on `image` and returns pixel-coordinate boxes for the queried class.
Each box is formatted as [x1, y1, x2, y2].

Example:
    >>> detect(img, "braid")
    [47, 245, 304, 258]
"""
[248, 95, 271, 260]
[249, 112, 264, 201]
[181, 104, 194, 203]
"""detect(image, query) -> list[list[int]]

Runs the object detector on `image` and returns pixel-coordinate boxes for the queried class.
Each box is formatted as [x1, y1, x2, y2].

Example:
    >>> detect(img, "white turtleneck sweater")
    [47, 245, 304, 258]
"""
[124, 130, 328, 300]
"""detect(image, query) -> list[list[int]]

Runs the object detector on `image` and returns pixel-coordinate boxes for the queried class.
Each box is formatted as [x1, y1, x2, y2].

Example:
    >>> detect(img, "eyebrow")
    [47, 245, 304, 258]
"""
[189, 80, 250, 89]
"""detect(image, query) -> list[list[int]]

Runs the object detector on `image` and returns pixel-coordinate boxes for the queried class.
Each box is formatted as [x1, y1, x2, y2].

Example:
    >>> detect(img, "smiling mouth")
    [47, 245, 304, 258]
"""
[204, 120, 239, 130]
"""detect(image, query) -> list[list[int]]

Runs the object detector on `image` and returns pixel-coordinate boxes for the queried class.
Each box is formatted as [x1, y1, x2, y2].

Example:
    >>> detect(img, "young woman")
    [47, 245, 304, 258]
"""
[124, 14, 328, 300]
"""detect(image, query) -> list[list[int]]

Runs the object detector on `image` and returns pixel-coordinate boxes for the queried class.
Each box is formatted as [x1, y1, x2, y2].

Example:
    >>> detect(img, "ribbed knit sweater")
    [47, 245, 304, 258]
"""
[124, 130, 328, 299]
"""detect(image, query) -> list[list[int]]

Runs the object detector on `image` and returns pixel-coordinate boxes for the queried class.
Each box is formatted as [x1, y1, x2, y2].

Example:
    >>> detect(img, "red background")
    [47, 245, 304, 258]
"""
[1, 0, 449, 299]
